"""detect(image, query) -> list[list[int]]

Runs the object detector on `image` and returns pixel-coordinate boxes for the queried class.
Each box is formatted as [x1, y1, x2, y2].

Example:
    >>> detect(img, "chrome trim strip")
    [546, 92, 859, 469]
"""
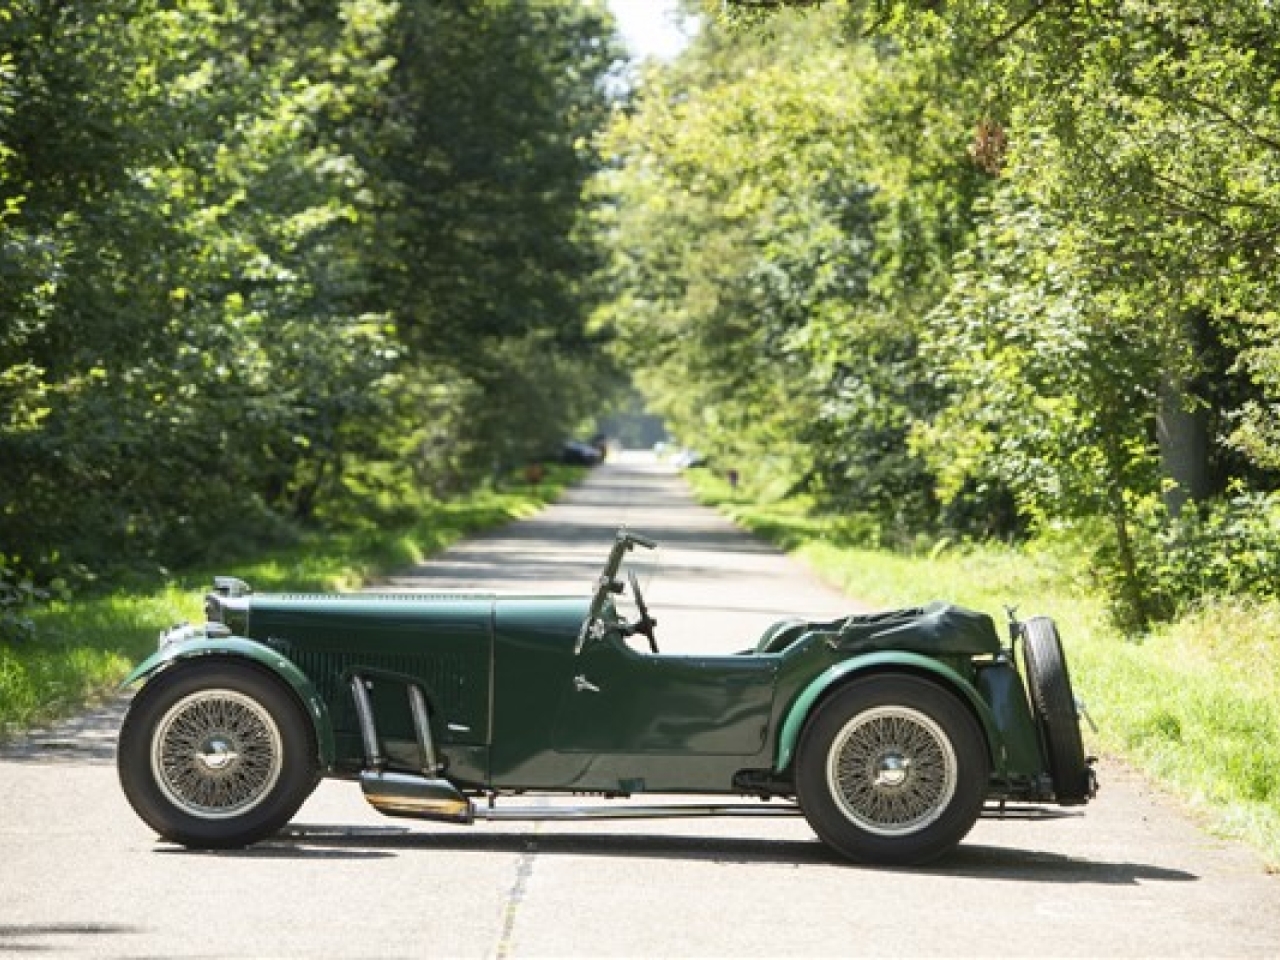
[471, 803, 802, 822]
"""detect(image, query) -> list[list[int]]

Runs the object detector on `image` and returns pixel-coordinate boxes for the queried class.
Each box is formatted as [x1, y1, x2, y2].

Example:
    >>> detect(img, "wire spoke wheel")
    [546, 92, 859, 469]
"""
[151, 689, 285, 820]
[829, 706, 957, 835]
[119, 662, 318, 848]
[796, 675, 988, 865]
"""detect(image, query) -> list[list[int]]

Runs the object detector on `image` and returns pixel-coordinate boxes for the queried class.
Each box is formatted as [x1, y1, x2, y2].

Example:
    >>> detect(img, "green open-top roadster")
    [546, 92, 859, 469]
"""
[117, 529, 1095, 865]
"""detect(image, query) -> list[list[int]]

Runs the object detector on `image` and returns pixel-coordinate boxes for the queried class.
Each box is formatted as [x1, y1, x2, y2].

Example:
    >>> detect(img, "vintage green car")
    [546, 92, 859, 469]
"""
[117, 529, 1095, 865]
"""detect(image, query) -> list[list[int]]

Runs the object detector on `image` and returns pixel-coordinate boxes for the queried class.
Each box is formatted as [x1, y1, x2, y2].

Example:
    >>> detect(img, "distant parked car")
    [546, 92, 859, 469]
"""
[116, 528, 1096, 865]
[561, 440, 603, 466]
[672, 448, 706, 469]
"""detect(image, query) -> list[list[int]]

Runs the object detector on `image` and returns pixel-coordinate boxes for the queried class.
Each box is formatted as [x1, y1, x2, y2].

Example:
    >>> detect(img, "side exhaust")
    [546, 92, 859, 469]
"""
[360, 770, 474, 824]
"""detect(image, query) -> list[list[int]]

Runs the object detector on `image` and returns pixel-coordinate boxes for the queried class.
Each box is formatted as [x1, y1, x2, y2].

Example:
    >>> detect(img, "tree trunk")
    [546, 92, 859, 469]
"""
[1100, 429, 1152, 632]
[1156, 375, 1210, 517]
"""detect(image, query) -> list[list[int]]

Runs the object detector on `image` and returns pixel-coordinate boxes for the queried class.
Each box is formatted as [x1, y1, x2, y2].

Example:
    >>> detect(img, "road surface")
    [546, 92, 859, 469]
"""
[2, 452, 1278, 958]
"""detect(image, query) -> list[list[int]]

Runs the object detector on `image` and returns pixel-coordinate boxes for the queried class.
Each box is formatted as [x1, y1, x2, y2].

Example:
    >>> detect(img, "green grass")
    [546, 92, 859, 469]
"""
[688, 470, 1280, 869]
[0, 467, 581, 738]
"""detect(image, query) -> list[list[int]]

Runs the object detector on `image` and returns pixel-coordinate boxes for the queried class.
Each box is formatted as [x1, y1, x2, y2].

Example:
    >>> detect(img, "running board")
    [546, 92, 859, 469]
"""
[359, 770, 802, 824]
[471, 802, 803, 822]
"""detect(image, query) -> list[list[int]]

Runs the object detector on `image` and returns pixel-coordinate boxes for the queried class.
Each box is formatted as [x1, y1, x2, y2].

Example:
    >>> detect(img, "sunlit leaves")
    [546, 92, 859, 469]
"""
[597, 12, 881, 486]
[0, 0, 619, 581]
[719, 0, 1280, 623]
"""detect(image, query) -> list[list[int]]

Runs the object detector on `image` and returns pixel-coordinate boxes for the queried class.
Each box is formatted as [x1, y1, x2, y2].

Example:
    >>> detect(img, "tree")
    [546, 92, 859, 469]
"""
[597, 7, 993, 527]
[0, 0, 624, 584]
[714, 0, 1280, 625]
[373, 0, 624, 485]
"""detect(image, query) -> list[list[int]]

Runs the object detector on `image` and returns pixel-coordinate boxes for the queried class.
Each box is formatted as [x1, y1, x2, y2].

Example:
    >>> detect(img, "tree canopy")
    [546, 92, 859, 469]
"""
[5, 0, 1279, 632]
[1, 0, 623, 593]
[591, 0, 1280, 627]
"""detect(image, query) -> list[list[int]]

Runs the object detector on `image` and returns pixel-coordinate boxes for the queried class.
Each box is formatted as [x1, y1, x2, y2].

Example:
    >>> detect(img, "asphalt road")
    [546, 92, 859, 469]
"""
[2, 452, 1278, 958]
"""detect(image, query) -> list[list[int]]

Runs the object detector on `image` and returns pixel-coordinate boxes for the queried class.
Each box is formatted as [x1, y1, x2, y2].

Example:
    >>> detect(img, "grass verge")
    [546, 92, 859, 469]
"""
[0, 467, 582, 739]
[687, 470, 1280, 869]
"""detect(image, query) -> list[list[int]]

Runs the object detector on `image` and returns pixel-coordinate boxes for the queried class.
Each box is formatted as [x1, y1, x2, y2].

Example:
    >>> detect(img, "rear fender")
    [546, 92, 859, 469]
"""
[123, 637, 336, 769]
[774, 651, 1003, 775]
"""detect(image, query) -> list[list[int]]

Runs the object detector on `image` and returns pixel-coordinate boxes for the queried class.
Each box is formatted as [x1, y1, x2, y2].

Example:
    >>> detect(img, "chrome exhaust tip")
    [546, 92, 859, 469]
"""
[360, 771, 473, 824]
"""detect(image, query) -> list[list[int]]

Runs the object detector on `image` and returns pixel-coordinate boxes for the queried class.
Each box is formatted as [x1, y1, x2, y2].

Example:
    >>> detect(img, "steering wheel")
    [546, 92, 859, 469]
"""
[627, 569, 659, 653]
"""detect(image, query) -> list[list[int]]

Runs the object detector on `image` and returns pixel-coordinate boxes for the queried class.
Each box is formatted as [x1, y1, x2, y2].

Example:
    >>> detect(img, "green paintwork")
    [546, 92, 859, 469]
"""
[123, 636, 337, 767]
[772, 650, 1002, 774]
[126, 537, 1067, 805]
[975, 658, 1045, 776]
[831, 601, 1004, 657]
[243, 593, 497, 758]
[469, 594, 784, 792]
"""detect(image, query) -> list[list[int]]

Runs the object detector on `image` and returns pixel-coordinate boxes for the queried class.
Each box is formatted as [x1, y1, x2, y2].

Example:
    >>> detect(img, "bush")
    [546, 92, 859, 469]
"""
[0, 558, 50, 645]
[1124, 492, 1280, 622]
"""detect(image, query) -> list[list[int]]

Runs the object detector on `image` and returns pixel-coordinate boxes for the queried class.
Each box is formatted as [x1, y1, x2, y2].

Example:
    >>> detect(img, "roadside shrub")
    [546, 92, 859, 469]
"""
[1125, 492, 1280, 622]
[0, 557, 48, 644]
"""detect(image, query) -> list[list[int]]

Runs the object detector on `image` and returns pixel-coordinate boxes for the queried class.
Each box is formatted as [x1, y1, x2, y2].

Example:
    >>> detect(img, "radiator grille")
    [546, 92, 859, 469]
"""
[275, 644, 485, 741]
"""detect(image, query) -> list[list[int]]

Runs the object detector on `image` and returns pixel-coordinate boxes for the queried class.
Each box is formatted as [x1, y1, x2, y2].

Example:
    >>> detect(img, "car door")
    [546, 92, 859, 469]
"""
[553, 633, 778, 755]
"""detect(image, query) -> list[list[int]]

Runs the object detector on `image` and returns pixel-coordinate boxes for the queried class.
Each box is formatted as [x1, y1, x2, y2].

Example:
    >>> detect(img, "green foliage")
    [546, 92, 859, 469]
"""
[0, 0, 620, 592]
[595, 8, 986, 523]
[0, 554, 49, 644]
[1090, 597, 1280, 864]
[657, 0, 1280, 628]
[886, 0, 1280, 626]
[1, 591, 165, 736]
[369, 0, 625, 488]
[1124, 492, 1280, 620]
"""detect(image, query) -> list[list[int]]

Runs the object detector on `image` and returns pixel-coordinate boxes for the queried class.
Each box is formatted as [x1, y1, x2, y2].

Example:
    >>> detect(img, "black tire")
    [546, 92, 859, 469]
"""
[118, 660, 318, 848]
[795, 675, 990, 866]
[1022, 617, 1090, 803]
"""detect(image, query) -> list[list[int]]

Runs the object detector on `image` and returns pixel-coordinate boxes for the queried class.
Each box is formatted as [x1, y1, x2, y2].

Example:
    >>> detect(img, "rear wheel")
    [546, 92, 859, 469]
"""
[795, 675, 989, 865]
[118, 661, 318, 848]
[1022, 617, 1090, 803]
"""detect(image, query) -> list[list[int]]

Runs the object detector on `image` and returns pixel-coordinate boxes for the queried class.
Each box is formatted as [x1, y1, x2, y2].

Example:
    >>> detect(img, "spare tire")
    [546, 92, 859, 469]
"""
[1022, 617, 1091, 803]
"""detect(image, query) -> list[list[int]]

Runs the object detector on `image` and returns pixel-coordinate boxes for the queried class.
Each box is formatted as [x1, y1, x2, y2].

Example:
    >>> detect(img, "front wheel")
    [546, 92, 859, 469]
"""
[118, 660, 318, 848]
[795, 675, 989, 866]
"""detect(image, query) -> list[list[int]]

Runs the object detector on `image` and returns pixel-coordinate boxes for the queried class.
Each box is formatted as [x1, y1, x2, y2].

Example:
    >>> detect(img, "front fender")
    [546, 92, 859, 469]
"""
[773, 651, 1002, 774]
[124, 637, 336, 768]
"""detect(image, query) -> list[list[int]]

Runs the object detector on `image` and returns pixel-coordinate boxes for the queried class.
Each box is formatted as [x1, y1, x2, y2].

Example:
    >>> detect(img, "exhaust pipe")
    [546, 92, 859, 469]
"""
[360, 771, 473, 824]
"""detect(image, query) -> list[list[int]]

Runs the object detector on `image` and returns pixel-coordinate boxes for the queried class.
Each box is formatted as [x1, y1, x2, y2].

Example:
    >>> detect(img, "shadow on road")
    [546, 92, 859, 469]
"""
[0, 923, 143, 953]
[0, 698, 126, 764]
[933, 842, 1196, 884]
[166, 823, 1198, 886]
